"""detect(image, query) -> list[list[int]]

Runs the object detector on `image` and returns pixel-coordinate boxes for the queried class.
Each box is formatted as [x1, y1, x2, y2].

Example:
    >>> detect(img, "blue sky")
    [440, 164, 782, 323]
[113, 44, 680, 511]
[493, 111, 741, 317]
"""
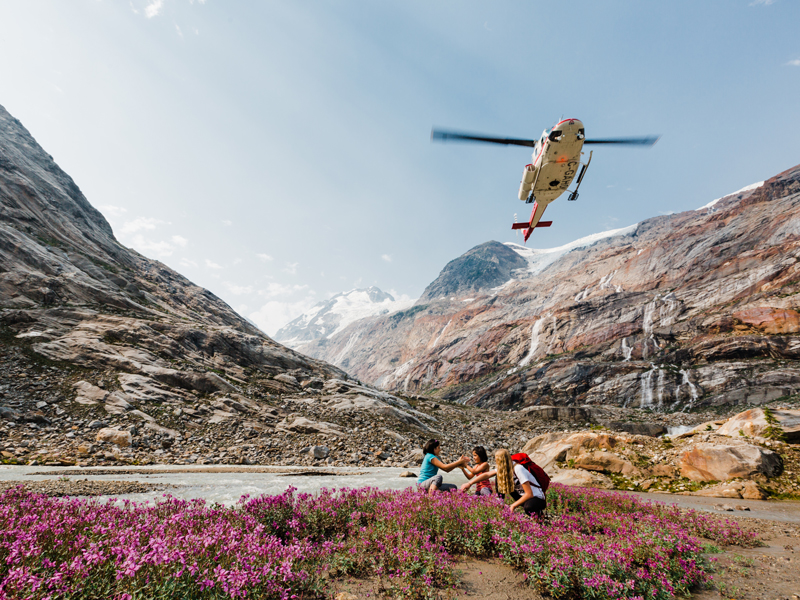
[1, 0, 798, 334]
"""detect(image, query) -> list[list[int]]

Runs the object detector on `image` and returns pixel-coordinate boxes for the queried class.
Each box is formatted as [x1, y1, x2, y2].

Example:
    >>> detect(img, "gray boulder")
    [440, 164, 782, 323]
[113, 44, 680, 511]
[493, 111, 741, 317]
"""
[309, 446, 330, 459]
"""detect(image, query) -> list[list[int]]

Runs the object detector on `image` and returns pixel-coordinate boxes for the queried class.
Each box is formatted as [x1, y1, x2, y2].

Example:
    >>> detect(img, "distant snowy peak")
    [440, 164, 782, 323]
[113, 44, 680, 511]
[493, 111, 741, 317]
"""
[274, 286, 415, 348]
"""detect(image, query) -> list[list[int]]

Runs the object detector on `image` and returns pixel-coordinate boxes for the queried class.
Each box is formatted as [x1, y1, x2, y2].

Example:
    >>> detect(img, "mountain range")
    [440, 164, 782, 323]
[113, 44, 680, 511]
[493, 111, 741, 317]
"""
[291, 165, 800, 411]
[274, 286, 413, 352]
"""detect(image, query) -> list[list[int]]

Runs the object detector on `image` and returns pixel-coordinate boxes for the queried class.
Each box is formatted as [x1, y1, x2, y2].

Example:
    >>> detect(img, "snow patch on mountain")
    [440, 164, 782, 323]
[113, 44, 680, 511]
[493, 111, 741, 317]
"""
[505, 224, 638, 275]
[698, 181, 764, 211]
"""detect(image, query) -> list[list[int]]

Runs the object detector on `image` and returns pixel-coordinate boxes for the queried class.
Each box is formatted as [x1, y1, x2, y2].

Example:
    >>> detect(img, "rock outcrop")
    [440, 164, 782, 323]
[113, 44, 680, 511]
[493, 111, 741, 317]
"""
[678, 442, 782, 482]
[297, 164, 800, 412]
[518, 408, 798, 499]
[715, 408, 800, 443]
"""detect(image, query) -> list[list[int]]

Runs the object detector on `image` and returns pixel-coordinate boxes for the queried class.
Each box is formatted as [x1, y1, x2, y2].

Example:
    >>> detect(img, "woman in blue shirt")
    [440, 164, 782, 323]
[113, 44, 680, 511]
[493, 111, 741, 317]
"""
[416, 439, 468, 494]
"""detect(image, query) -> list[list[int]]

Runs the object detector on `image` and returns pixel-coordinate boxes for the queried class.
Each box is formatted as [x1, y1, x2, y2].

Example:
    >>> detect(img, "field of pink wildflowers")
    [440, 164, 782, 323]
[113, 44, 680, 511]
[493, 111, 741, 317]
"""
[0, 484, 758, 600]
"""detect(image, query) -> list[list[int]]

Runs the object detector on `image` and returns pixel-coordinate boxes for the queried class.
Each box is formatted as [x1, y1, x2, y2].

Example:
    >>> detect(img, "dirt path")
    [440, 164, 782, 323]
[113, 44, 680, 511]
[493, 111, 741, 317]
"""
[331, 558, 543, 600]
[697, 532, 799, 600]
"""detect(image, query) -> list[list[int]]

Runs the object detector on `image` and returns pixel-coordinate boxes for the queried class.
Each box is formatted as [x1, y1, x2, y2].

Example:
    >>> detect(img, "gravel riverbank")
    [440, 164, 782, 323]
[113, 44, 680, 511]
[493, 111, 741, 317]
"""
[0, 479, 177, 497]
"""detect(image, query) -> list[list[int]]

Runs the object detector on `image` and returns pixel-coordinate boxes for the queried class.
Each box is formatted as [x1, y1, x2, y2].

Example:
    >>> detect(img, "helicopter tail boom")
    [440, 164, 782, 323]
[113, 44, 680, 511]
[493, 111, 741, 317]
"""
[512, 201, 552, 242]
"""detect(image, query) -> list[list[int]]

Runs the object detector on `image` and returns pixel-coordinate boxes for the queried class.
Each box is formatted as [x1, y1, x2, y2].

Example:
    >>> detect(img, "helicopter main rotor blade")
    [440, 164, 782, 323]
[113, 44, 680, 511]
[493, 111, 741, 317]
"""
[584, 136, 660, 146]
[431, 129, 535, 147]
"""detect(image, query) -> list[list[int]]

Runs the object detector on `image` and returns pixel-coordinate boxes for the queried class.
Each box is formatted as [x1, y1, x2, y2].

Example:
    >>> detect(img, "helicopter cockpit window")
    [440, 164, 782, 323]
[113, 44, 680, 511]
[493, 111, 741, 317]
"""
[548, 130, 563, 142]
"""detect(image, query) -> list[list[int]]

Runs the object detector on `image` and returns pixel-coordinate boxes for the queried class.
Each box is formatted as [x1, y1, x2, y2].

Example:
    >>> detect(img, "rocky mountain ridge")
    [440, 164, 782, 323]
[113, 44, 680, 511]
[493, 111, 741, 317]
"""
[296, 164, 800, 413]
[419, 240, 529, 302]
[0, 103, 346, 387]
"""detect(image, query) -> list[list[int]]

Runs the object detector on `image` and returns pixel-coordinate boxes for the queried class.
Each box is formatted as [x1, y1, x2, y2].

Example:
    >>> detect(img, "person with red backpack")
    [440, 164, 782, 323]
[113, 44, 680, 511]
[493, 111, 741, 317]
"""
[460, 449, 548, 517]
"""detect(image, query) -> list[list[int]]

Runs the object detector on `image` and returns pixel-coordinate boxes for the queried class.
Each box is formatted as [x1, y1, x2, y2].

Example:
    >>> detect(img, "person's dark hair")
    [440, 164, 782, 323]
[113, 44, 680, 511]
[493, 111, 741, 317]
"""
[423, 439, 440, 455]
[472, 446, 488, 463]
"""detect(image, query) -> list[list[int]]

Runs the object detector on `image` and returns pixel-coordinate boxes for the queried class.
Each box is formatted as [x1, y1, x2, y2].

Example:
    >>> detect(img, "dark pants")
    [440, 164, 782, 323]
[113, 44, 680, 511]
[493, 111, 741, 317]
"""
[507, 491, 546, 517]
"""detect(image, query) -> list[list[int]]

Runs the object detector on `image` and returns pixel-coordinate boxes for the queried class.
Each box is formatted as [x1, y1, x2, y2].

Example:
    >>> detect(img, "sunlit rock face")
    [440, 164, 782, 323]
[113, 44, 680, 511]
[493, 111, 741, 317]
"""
[0, 103, 344, 397]
[301, 164, 800, 411]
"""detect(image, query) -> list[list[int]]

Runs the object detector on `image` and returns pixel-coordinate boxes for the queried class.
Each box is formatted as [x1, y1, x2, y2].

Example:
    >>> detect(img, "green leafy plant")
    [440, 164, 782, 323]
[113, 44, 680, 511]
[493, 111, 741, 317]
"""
[762, 408, 786, 442]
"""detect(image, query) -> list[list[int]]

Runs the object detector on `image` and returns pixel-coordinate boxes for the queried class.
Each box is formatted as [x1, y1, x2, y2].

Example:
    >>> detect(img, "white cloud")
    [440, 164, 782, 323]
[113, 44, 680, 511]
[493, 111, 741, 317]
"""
[180, 258, 198, 268]
[205, 259, 223, 269]
[256, 253, 273, 262]
[749, 0, 776, 4]
[130, 234, 175, 257]
[222, 220, 233, 226]
[381, 254, 392, 262]
[100, 205, 128, 218]
[120, 217, 166, 235]
[787, 58, 800, 67]
[250, 298, 318, 336]
[113, 216, 190, 259]
[145, 0, 164, 18]
[258, 282, 310, 298]
[283, 262, 299, 275]
[130, 1, 140, 15]
[232, 257, 243, 265]
[175, 24, 183, 39]
[225, 283, 253, 295]
[387, 289, 415, 305]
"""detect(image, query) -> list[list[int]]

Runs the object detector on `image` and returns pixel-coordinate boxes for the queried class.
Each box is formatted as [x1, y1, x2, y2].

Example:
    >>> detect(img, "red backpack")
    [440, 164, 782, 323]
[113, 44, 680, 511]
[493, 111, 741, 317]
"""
[511, 453, 550, 494]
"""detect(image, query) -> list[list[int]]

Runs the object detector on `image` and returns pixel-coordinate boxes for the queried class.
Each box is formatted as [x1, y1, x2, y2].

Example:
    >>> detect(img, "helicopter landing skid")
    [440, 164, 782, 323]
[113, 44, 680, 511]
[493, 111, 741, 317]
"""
[567, 150, 592, 202]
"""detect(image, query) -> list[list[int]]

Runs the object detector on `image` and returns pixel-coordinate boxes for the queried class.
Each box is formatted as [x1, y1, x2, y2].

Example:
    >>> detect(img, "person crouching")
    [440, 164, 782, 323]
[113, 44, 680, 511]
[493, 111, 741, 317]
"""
[416, 439, 467, 494]
[461, 449, 546, 517]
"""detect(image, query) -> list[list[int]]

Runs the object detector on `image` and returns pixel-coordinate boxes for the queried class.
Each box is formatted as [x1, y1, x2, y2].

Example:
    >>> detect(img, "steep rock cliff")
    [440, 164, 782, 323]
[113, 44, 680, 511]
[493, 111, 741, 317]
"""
[0, 103, 344, 402]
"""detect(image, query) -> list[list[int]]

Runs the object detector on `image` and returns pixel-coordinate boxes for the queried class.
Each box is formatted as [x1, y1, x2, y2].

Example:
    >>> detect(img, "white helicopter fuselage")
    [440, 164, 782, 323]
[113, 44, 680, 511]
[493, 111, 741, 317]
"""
[517, 118, 586, 224]
[431, 117, 657, 242]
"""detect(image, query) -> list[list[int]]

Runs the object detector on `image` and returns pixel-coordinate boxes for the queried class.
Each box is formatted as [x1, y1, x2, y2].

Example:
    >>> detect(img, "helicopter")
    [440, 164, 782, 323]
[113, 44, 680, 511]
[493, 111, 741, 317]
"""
[432, 119, 659, 242]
